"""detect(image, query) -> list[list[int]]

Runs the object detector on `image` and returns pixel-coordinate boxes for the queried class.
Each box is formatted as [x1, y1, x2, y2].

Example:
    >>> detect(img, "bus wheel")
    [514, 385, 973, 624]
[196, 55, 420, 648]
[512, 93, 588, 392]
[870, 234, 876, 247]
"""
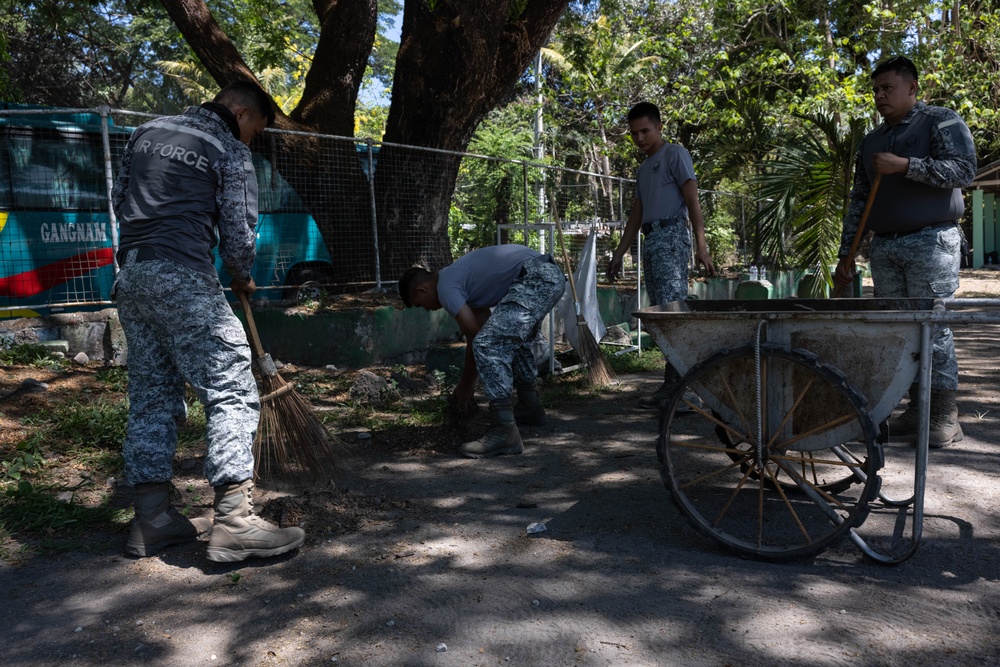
[282, 265, 334, 301]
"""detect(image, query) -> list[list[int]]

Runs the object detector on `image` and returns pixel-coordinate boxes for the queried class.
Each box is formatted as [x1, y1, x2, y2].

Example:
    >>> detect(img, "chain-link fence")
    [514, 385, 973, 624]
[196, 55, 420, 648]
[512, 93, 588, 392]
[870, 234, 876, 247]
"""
[1, 105, 746, 316]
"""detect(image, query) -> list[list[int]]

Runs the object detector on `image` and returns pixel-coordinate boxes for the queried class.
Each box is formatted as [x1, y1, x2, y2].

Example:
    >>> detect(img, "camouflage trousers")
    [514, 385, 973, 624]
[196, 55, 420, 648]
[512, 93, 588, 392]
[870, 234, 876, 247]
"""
[869, 225, 961, 390]
[474, 257, 566, 401]
[115, 251, 258, 487]
[643, 217, 692, 306]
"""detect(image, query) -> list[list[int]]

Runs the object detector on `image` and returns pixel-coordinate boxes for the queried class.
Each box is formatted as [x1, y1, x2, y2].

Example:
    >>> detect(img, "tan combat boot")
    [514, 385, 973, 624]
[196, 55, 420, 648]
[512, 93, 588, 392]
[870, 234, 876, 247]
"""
[513, 382, 547, 427]
[126, 482, 212, 557]
[460, 399, 524, 458]
[880, 383, 921, 442]
[927, 389, 963, 449]
[206, 480, 305, 562]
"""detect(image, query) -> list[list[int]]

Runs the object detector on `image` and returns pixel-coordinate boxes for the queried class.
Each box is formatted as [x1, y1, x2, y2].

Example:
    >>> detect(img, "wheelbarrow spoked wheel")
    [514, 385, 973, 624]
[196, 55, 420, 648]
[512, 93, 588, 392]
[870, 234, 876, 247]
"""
[656, 344, 884, 561]
[713, 409, 858, 495]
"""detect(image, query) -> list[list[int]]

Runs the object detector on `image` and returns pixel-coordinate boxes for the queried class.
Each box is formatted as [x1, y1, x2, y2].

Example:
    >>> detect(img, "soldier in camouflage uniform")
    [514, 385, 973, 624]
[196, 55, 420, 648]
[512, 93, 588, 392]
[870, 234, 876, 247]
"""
[112, 81, 305, 561]
[607, 102, 716, 410]
[835, 56, 976, 448]
[399, 245, 566, 458]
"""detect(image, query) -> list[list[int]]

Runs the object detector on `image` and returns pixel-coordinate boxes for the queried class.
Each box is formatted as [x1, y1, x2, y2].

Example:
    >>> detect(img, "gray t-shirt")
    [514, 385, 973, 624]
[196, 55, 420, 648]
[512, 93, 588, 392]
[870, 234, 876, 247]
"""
[635, 142, 696, 223]
[437, 244, 540, 317]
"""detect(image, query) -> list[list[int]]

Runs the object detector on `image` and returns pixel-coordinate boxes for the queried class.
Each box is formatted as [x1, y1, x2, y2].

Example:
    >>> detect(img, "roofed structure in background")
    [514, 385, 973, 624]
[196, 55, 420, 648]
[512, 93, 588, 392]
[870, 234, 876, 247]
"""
[971, 159, 1000, 195]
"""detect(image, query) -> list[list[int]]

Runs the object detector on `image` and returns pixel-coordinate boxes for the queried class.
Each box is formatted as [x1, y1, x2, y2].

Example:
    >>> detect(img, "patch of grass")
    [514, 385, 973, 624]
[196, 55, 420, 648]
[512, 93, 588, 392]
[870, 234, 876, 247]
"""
[0, 479, 129, 542]
[96, 366, 129, 393]
[0, 343, 69, 371]
[1, 435, 45, 482]
[408, 396, 448, 425]
[604, 347, 665, 374]
[293, 375, 336, 400]
[46, 398, 129, 452]
[178, 400, 207, 446]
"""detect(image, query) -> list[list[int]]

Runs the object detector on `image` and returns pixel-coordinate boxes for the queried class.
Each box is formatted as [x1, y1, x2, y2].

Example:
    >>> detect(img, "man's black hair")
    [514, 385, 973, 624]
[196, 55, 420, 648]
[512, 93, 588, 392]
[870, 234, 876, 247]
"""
[398, 266, 434, 307]
[627, 101, 661, 125]
[214, 80, 276, 126]
[872, 56, 918, 82]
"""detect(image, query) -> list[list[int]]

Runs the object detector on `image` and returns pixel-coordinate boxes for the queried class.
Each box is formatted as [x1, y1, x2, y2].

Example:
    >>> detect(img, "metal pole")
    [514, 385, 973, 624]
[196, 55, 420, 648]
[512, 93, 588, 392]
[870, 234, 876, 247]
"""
[99, 107, 120, 275]
[366, 139, 381, 289]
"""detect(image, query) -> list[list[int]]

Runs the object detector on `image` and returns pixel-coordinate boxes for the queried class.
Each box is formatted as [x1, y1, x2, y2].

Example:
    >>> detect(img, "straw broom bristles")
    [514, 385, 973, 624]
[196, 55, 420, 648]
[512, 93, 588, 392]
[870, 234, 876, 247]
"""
[238, 292, 340, 483]
[552, 207, 616, 388]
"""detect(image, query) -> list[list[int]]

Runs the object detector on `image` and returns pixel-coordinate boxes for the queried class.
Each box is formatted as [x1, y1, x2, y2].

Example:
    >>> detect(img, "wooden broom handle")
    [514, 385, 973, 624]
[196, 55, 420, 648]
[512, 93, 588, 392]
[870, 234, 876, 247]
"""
[834, 173, 882, 297]
[549, 202, 583, 306]
[237, 290, 266, 358]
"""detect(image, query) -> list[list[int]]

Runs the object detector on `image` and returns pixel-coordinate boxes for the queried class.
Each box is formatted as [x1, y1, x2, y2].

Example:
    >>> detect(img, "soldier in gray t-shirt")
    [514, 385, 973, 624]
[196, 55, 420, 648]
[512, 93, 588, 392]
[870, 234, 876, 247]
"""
[607, 101, 715, 411]
[399, 245, 566, 458]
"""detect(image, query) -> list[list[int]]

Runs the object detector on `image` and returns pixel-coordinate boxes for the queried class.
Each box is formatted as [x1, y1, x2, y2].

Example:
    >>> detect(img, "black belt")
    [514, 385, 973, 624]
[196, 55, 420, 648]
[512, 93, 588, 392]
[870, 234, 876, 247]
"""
[641, 217, 685, 236]
[874, 221, 957, 241]
[518, 254, 554, 278]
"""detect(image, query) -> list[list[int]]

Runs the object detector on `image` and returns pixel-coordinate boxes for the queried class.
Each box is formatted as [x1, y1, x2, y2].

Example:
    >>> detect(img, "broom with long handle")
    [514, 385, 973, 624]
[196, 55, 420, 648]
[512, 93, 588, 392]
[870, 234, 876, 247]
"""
[237, 290, 339, 482]
[552, 206, 616, 387]
[832, 173, 882, 298]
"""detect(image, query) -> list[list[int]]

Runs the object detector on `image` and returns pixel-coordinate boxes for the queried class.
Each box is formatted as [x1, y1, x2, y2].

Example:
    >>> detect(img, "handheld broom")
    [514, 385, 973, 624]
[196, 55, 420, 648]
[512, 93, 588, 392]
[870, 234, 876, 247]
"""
[552, 206, 616, 387]
[237, 291, 339, 482]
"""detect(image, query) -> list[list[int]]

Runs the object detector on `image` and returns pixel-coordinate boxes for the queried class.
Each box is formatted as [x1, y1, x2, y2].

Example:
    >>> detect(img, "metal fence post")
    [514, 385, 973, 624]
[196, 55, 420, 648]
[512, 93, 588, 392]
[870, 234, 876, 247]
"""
[366, 139, 381, 289]
[99, 106, 120, 274]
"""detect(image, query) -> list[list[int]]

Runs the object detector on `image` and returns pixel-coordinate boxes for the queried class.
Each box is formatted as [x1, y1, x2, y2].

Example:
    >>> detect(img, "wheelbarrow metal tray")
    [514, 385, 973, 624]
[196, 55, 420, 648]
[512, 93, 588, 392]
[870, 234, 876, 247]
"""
[635, 298, 936, 438]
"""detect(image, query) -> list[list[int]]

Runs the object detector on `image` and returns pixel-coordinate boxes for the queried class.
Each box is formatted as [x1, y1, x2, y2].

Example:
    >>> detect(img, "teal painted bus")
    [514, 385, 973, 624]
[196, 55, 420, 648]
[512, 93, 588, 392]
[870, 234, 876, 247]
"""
[0, 104, 334, 318]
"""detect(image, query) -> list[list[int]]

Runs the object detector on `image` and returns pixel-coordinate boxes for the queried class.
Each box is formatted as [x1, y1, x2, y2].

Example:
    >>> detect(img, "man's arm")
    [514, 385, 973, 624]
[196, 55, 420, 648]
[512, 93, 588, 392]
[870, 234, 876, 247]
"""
[451, 304, 491, 414]
[608, 197, 643, 282]
[681, 179, 715, 277]
[906, 111, 977, 189]
[215, 147, 258, 289]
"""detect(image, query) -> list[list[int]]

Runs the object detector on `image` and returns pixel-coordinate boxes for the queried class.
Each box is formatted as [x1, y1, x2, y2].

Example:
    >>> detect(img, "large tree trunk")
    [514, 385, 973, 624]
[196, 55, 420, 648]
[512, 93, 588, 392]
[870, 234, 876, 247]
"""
[376, 0, 569, 276]
[159, 0, 378, 284]
[159, 0, 569, 285]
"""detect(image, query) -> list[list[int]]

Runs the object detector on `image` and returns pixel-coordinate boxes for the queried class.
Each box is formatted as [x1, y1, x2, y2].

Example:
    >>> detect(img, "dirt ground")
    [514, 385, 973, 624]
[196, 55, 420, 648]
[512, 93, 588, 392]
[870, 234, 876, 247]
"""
[1, 269, 1000, 667]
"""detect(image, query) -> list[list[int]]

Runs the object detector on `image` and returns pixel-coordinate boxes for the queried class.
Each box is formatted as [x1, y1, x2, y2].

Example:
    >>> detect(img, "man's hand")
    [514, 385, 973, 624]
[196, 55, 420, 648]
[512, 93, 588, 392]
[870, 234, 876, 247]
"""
[872, 152, 909, 175]
[230, 276, 257, 296]
[833, 257, 856, 287]
[694, 246, 716, 277]
[607, 252, 624, 283]
[448, 380, 477, 416]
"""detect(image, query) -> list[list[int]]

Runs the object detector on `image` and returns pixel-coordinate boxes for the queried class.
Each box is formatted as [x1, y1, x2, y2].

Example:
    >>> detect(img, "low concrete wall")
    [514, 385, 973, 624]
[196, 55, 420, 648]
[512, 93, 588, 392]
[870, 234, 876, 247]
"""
[0, 275, 841, 368]
[0, 308, 128, 364]
[0, 304, 460, 369]
[241, 305, 460, 367]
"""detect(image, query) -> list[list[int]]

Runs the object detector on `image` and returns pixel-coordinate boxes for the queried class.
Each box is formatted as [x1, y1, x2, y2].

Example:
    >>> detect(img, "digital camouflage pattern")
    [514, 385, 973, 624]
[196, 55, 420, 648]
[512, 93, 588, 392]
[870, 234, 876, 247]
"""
[116, 252, 258, 487]
[643, 216, 692, 306]
[474, 260, 566, 401]
[112, 106, 258, 281]
[839, 102, 976, 257]
[869, 226, 961, 390]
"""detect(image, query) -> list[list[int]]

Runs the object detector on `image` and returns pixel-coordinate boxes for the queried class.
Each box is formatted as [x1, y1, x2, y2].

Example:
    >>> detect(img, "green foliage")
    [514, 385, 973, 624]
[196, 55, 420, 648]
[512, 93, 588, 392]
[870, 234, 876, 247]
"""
[0, 343, 68, 371]
[2, 435, 45, 482]
[748, 112, 869, 271]
[96, 366, 129, 393]
[604, 347, 664, 375]
[0, 478, 126, 540]
[450, 104, 537, 255]
[44, 399, 129, 452]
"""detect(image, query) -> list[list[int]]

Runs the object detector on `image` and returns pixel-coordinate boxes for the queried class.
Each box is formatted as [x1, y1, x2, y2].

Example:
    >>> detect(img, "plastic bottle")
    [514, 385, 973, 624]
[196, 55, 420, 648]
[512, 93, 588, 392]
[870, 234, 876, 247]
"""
[749, 265, 758, 281]
[759, 265, 767, 282]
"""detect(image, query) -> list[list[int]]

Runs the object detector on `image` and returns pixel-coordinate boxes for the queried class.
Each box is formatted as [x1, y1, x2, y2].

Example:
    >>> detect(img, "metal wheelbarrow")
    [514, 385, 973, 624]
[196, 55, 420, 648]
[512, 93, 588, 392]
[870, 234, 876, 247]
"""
[635, 297, 1000, 564]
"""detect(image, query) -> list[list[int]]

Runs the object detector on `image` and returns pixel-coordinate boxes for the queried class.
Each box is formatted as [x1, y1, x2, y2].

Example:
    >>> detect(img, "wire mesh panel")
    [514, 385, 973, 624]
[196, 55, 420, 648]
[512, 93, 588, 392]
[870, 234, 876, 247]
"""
[1, 105, 745, 317]
[0, 107, 123, 316]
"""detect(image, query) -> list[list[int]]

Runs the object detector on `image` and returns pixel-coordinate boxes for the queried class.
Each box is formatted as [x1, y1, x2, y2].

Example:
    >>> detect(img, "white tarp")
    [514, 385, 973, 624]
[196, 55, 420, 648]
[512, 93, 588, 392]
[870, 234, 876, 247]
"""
[556, 229, 606, 351]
